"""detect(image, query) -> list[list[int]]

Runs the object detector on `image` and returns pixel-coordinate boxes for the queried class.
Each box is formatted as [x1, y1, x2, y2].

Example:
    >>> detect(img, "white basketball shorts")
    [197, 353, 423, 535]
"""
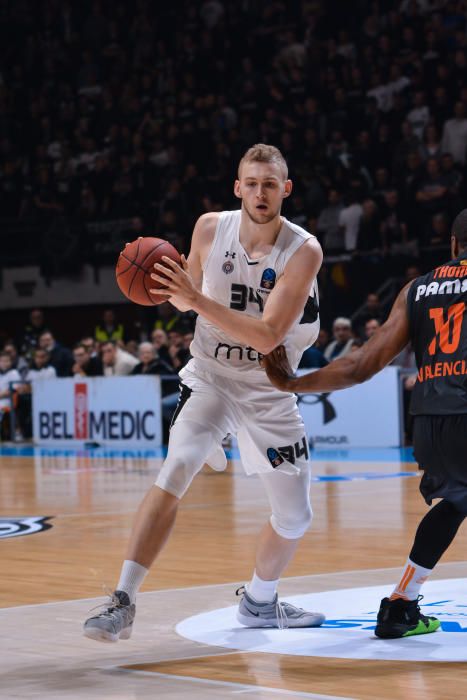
[155, 359, 311, 494]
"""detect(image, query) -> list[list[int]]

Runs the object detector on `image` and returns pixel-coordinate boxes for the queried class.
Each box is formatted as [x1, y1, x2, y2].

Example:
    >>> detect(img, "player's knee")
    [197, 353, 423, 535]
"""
[269, 503, 313, 540]
[155, 450, 203, 499]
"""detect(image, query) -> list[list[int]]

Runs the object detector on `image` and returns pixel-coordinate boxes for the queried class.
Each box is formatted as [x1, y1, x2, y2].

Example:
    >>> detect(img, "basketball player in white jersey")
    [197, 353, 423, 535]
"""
[84, 144, 325, 642]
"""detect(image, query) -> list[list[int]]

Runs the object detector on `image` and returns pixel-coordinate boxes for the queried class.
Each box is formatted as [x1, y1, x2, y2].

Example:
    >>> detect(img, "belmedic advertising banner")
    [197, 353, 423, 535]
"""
[297, 366, 403, 448]
[32, 376, 162, 447]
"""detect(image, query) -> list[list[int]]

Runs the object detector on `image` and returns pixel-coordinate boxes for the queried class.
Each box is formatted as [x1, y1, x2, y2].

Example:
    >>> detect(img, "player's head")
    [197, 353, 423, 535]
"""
[235, 144, 292, 224]
[451, 208, 467, 256]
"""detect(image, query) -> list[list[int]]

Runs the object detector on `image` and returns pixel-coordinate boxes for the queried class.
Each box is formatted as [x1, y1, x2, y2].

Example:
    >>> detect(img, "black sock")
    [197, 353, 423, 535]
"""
[409, 499, 465, 570]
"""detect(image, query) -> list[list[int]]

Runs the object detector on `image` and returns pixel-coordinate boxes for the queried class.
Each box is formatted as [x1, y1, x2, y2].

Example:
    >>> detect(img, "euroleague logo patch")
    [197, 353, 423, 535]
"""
[0, 516, 53, 539]
[267, 447, 284, 468]
[260, 268, 276, 289]
[222, 261, 235, 274]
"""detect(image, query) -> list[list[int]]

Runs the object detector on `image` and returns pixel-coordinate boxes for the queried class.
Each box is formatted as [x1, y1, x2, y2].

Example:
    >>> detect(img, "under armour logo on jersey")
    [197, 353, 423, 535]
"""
[225, 251, 236, 259]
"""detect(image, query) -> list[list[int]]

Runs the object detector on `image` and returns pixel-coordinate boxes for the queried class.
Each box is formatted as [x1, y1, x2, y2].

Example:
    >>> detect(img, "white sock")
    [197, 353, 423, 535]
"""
[390, 558, 432, 601]
[247, 570, 279, 603]
[116, 560, 148, 603]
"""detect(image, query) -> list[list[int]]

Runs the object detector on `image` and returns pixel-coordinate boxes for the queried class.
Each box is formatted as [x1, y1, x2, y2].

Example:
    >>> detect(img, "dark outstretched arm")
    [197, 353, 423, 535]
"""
[264, 284, 411, 393]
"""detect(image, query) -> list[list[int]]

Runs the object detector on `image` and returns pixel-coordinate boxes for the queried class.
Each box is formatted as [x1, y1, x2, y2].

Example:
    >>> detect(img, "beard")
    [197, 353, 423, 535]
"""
[242, 201, 280, 224]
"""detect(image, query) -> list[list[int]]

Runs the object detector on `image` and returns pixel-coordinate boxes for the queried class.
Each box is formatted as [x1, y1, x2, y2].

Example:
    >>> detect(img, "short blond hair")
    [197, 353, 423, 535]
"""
[238, 143, 288, 179]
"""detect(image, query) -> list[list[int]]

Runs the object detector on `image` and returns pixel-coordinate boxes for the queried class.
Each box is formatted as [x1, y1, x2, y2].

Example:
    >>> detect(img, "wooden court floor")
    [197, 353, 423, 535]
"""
[1, 445, 467, 699]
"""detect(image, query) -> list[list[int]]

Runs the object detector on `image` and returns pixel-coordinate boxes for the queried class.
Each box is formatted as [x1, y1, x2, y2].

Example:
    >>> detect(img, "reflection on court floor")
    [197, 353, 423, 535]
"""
[2, 443, 466, 699]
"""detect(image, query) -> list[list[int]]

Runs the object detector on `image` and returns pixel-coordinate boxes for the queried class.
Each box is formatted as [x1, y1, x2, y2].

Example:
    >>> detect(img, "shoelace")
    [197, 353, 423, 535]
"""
[87, 587, 125, 619]
[275, 601, 288, 629]
[236, 585, 290, 629]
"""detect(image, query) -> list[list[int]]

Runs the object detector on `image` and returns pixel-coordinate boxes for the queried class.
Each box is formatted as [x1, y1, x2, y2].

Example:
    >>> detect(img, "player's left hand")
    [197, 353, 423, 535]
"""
[262, 345, 296, 391]
[150, 255, 196, 312]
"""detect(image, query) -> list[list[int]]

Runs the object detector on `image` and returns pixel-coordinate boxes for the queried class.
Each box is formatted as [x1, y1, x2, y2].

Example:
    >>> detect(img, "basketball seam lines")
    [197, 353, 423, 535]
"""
[119, 239, 169, 274]
[118, 240, 170, 303]
[127, 239, 142, 298]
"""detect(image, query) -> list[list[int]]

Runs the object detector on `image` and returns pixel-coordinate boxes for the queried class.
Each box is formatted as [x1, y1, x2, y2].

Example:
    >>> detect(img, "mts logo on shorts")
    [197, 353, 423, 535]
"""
[267, 437, 309, 467]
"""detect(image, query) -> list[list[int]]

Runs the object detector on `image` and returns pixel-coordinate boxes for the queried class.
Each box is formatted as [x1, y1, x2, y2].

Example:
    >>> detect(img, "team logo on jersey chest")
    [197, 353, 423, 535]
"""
[260, 268, 276, 289]
[222, 260, 235, 274]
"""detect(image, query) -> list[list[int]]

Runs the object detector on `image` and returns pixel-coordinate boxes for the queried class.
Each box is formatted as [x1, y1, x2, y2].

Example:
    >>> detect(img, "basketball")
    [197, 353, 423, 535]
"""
[115, 237, 181, 306]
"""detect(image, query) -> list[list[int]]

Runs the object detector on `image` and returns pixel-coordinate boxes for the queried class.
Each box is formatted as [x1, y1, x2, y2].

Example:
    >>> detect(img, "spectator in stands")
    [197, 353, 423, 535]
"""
[315, 328, 330, 353]
[38, 331, 73, 377]
[419, 124, 442, 162]
[131, 342, 174, 375]
[380, 190, 409, 254]
[153, 302, 182, 334]
[353, 292, 384, 334]
[364, 318, 381, 340]
[167, 328, 191, 371]
[18, 309, 47, 359]
[406, 91, 430, 141]
[440, 152, 464, 214]
[151, 329, 172, 367]
[101, 340, 139, 376]
[0, 351, 20, 439]
[3, 342, 28, 379]
[402, 264, 422, 287]
[338, 191, 363, 252]
[95, 309, 125, 343]
[324, 317, 355, 361]
[24, 348, 57, 381]
[393, 121, 421, 176]
[356, 199, 382, 255]
[71, 343, 103, 377]
[425, 212, 450, 248]
[441, 101, 467, 165]
[415, 157, 449, 226]
[299, 343, 328, 369]
[125, 340, 139, 358]
[0, 352, 20, 410]
[316, 188, 344, 252]
[80, 336, 100, 359]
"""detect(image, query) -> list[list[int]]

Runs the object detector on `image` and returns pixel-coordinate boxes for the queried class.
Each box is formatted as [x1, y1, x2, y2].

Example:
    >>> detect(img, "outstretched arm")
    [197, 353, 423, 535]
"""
[264, 284, 411, 392]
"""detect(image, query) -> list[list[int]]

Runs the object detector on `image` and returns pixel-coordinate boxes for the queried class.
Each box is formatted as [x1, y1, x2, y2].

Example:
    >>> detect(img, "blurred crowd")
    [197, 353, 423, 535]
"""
[1, 0, 466, 316]
[0, 305, 195, 439]
[1, 0, 463, 442]
[0, 301, 417, 440]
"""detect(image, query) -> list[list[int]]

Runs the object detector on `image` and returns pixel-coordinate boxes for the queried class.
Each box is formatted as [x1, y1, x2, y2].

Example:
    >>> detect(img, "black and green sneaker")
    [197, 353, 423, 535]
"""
[374, 596, 441, 639]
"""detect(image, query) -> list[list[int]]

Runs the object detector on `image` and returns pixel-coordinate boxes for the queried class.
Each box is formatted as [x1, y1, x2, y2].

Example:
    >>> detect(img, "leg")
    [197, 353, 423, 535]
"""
[255, 465, 312, 581]
[408, 498, 465, 571]
[375, 499, 466, 639]
[254, 521, 300, 581]
[83, 420, 224, 643]
[390, 498, 465, 601]
[120, 419, 223, 591]
[236, 465, 323, 628]
[124, 485, 179, 569]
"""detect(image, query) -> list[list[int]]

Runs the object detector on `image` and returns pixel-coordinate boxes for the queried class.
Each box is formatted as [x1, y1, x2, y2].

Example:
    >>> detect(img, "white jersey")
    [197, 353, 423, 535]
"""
[189, 209, 320, 381]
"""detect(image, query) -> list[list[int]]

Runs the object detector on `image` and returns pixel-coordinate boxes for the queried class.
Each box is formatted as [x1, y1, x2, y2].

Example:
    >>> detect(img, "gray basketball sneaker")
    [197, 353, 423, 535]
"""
[83, 590, 135, 643]
[236, 586, 325, 629]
